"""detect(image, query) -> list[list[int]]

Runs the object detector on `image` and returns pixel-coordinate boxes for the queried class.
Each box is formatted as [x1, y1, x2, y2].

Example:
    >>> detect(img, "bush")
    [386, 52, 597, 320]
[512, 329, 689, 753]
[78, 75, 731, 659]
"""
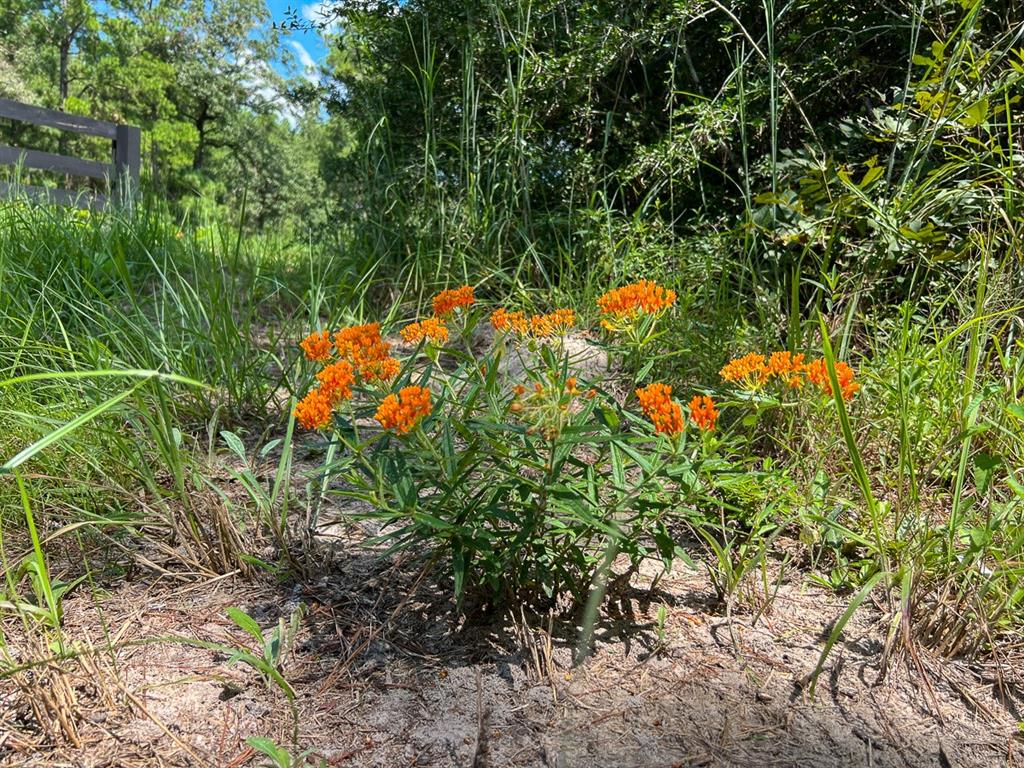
[294, 283, 710, 606]
[294, 283, 869, 610]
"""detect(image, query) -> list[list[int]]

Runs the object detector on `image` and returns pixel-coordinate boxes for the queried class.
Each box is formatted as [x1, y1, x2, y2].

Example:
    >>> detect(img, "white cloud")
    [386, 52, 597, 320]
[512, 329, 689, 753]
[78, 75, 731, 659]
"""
[239, 47, 303, 127]
[288, 40, 320, 85]
[302, 2, 341, 34]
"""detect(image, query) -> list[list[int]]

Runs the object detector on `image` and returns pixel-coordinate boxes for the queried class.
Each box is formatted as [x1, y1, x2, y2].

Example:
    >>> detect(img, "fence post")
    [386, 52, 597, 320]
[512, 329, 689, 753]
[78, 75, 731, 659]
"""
[113, 124, 141, 204]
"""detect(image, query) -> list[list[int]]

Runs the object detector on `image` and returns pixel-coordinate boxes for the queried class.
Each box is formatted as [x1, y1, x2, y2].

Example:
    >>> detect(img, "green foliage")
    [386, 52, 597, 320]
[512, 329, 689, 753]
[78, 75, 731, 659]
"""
[0, 1, 1023, 736]
[247, 736, 324, 768]
[0, 0, 326, 235]
[314, 0, 1022, 293]
[0, 200, 349, 580]
[223, 603, 305, 699]
[304, 292, 859, 609]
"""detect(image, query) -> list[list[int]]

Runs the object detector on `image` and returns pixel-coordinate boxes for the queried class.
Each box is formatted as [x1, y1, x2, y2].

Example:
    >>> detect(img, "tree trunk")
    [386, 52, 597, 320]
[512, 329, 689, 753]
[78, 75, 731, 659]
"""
[58, 36, 70, 154]
[193, 102, 209, 171]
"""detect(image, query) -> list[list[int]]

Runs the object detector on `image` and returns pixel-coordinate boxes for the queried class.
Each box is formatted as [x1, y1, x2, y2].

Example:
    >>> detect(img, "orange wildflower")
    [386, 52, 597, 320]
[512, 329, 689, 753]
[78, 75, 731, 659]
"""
[432, 285, 475, 316]
[766, 351, 807, 388]
[299, 330, 333, 362]
[530, 308, 575, 338]
[361, 356, 401, 382]
[566, 377, 578, 394]
[840, 369, 860, 400]
[490, 308, 529, 336]
[375, 386, 432, 434]
[513, 384, 526, 396]
[316, 360, 355, 403]
[597, 281, 677, 323]
[334, 323, 396, 380]
[719, 353, 768, 388]
[335, 322, 387, 360]
[804, 358, 860, 401]
[688, 395, 718, 431]
[636, 383, 684, 436]
[294, 387, 334, 430]
[401, 316, 449, 345]
[766, 351, 804, 380]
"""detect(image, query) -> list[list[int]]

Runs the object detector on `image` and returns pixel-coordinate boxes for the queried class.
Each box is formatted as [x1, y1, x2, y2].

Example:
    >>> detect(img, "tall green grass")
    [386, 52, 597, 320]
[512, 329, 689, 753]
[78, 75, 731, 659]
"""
[0, 198, 350, 582]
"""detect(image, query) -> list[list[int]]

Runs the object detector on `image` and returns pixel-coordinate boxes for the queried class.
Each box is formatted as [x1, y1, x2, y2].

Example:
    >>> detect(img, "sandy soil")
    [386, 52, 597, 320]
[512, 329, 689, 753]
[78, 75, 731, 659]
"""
[3, 532, 1022, 768]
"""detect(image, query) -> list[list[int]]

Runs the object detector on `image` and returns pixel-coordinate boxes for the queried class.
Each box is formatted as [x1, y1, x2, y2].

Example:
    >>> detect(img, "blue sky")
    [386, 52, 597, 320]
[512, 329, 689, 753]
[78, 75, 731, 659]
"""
[266, 1, 337, 84]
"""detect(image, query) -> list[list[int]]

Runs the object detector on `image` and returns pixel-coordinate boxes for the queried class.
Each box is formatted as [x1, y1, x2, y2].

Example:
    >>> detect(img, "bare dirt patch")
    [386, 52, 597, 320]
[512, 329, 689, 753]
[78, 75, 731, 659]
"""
[4, 536, 1022, 767]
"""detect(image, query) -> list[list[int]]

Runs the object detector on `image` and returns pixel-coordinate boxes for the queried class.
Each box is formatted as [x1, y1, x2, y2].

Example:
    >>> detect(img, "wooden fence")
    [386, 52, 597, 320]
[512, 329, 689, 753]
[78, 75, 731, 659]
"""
[0, 98, 141, 210]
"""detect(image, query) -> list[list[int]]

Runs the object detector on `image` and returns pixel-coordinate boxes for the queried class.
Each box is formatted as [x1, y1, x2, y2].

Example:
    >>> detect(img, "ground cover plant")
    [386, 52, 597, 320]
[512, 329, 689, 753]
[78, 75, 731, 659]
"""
[1, 0, 1024, 765]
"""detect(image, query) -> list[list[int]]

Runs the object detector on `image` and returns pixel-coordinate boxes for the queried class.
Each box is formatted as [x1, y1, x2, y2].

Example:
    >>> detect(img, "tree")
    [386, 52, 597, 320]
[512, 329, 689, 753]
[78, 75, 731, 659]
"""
[0, 0, 329, 233]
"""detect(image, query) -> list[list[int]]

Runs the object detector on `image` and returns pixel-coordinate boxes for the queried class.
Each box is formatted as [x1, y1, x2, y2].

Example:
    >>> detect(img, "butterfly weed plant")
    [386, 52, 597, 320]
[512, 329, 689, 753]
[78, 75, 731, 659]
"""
[294, 283, 861, 609]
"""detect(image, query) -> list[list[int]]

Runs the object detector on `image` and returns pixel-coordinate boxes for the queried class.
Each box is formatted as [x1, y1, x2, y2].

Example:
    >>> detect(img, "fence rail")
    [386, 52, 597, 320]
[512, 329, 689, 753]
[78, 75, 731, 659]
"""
[0, 98, 140, 210]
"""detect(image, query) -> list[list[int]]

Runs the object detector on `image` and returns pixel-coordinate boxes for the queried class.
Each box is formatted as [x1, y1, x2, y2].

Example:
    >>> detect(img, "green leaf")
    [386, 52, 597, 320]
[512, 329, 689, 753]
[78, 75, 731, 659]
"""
[972, 452, 1001, 497]
[246, 736, 289, 765]
[962, 98, 989, 127]
[14, 470, 59, 626]
[453, 547, 466, 601]
[859, 164, 883, 188]
[412, 512, 453, 531]
[614, 440, 653, 473]
[226, 607, 265, 644]
[0, 368, 209, 390]
[596, 404, 620, 430]
[221, 431, 248, 462]
[807, 571, 885, 697]
[610, 444, 625, 488]
[652, 525, 676, 570]
[259, 439, 282, 458]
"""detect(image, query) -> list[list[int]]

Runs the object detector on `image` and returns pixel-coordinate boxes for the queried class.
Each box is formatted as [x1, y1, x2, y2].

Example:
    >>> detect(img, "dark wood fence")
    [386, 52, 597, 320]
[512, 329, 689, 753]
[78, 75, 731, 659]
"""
[0, 98, 141, 210]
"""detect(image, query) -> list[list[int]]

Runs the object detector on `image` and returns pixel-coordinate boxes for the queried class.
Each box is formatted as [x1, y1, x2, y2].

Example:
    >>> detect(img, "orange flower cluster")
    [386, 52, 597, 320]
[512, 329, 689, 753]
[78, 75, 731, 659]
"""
[720, 350, 859, 400]
[530, 309, 575, 337]
[597, 281, 677, 324]
[688, 395, 718, 431]
[334, 323, 400, 382]
[766, 351, 806, 388]
[719, 353, 769, 387]
[334, 322, 386, 361]
[432, 285, 475, 317]
[401, 316, 449, 345]
[491, 307, 575, 338]
[375, 386, 432, 434]
[636, 383, 684, 436]
[294, 388, 335, 430]
[316, 360, 355, 403]
[490, 308, 528, 335]
[299, 330, 333, 362]
[804, 359, 860, 401]
[295, 322, 407, 431]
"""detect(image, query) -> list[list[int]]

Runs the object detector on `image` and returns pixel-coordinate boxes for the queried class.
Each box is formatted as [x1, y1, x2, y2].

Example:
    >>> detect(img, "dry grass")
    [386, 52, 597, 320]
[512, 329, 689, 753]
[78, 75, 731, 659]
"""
[4, 520, 1022, 768]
